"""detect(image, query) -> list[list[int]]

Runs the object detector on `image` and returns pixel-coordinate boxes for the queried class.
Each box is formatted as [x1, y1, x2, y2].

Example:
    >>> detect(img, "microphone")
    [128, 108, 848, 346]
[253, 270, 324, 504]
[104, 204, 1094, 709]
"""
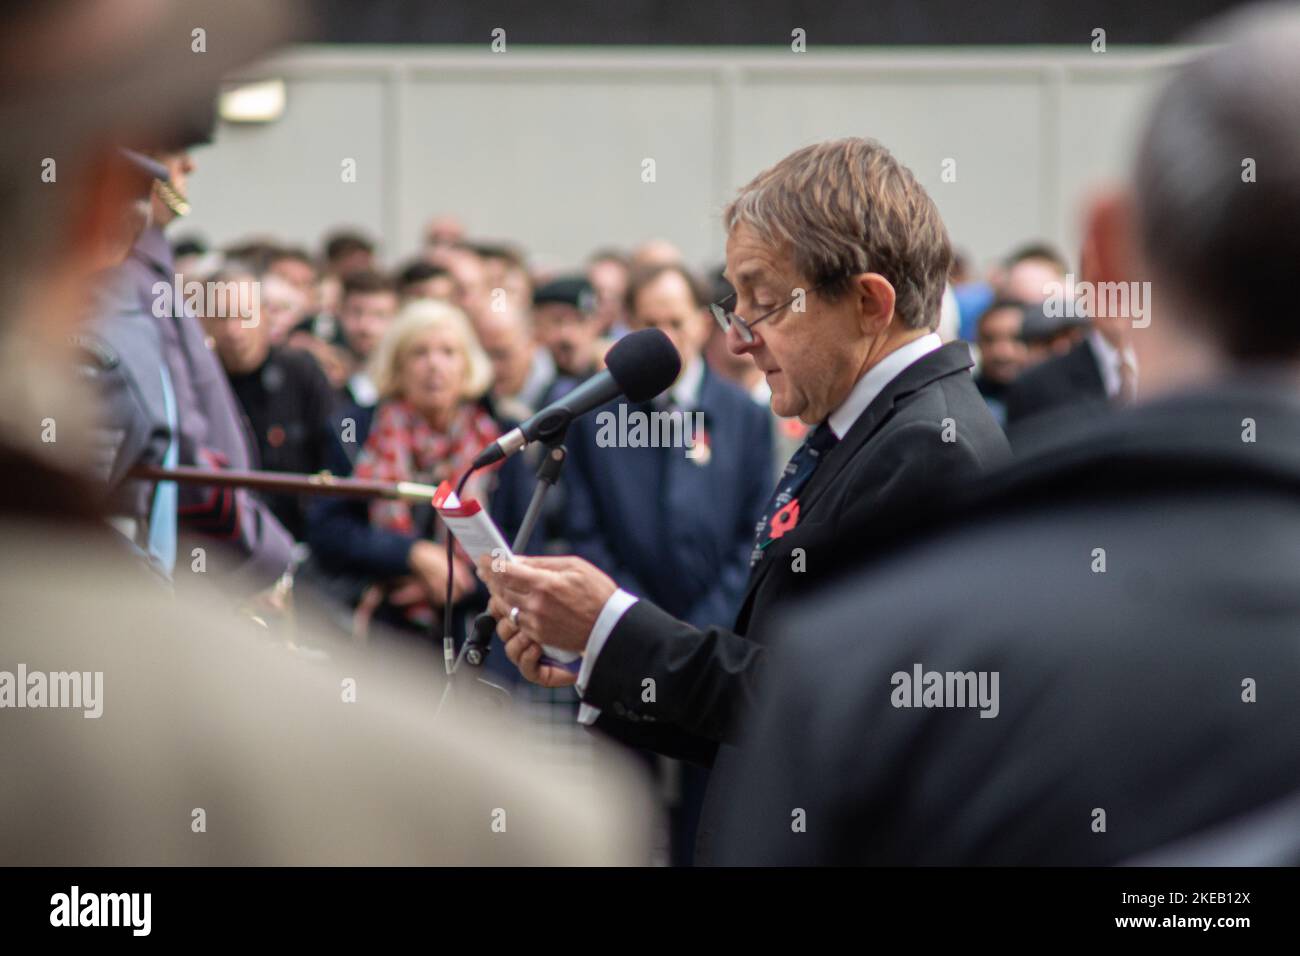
[472, 328, 681, 468]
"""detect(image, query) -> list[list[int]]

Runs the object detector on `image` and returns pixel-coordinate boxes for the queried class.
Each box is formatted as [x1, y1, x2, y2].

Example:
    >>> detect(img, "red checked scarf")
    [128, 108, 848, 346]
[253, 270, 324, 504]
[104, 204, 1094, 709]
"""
[354, 399, 500, 530]
[352, 399, 501, 625]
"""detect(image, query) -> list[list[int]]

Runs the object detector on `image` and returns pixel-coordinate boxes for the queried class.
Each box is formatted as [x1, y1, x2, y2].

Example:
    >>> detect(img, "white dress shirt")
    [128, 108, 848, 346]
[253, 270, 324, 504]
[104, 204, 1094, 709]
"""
[1086, 329, 1139, 401]
[517, 347, 557, 413]
[664, 354, 705, 411]
[347, 371, 378, 408]
[574, 333, 945, 724]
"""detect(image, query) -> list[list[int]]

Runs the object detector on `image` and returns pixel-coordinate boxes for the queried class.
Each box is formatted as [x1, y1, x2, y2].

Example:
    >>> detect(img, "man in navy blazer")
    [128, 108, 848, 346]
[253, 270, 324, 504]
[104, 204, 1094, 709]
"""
[561, 264, 773, 632]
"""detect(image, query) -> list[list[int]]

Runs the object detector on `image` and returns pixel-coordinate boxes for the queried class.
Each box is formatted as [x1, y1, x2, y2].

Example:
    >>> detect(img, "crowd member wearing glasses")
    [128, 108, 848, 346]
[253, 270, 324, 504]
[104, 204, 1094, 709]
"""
[477, 138, 1010, 863]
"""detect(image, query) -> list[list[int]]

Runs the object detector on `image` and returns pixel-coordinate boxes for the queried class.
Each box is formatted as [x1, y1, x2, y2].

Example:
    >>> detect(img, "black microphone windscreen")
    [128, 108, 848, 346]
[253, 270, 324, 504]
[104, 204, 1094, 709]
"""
[603, 328, 682, 403]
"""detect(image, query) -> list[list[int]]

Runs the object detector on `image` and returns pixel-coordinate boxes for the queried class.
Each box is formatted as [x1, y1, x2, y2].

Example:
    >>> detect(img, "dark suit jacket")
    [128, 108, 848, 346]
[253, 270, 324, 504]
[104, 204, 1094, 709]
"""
[561, 365, 773, 629]
[1004, 337, 1108, 449]
[579, 342, 1011, 858]
[712, 381, 1300, 864]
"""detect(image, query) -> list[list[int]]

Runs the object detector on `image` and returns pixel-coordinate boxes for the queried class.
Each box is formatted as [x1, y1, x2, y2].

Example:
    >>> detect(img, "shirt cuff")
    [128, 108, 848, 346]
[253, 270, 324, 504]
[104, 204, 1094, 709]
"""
[575, 588, 638, 725]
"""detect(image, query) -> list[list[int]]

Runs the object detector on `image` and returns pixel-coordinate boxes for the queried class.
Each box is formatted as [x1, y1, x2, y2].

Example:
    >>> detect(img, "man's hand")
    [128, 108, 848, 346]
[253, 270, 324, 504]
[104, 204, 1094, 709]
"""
[476, 555, 617, 688]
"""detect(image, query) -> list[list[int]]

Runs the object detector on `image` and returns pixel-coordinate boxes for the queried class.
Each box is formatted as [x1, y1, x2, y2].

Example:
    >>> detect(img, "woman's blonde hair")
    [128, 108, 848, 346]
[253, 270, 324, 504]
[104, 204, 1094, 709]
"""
[369, 299, 492, 402]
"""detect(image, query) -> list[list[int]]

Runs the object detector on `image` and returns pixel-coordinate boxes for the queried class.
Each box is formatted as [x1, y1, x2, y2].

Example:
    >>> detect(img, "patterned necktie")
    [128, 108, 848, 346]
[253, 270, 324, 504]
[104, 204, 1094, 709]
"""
[1116, 353, 1138, 405]
[750, 422, 839, 567]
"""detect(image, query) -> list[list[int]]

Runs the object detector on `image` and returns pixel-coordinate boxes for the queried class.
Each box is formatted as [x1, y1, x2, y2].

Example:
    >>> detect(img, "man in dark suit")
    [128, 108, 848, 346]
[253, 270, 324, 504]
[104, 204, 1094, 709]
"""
[711, 6, 1300, 865]
[477, 137, 1010, 862]
[970, 298, 1029, 428]
[1004, 332, 1103, 415]
[532, 275, 603, 406]
[1004, 300, 1138, 448]
[561, 263, 773, 862]
[336, 269, 399, 410]
[562, 263, 773, 631]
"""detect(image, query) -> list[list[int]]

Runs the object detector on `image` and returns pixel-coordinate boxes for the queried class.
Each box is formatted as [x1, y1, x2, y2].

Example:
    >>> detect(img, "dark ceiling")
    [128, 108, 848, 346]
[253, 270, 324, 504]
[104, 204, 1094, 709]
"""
[306, 0, 1247, 46]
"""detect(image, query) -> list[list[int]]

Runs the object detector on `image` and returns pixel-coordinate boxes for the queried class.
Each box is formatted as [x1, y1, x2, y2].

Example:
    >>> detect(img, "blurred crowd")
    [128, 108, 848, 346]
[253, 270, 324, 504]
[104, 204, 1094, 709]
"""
[148, 202, 1116, 624]
[15, 0, 1300, 871]
[92, 143, 1126, 861]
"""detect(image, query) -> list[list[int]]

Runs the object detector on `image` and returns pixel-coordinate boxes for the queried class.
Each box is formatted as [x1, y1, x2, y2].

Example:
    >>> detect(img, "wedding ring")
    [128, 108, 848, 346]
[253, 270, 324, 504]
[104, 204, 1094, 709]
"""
[509, 606, 520, 627]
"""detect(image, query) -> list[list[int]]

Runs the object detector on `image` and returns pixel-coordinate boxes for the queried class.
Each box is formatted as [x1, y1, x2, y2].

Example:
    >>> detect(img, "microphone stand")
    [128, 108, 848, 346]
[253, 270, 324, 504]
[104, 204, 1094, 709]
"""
[434, 431, 569, 717]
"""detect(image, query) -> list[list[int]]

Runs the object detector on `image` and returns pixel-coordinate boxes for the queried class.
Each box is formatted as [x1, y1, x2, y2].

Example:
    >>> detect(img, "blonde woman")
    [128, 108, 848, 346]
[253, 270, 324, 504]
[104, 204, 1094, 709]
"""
[307, 299, 510, 638]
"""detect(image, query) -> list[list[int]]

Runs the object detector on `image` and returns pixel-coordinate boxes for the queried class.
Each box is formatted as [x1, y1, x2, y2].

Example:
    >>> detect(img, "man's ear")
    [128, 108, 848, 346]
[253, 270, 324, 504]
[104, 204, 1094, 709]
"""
[853, 272, 896, 336]
[1082, 186, 1144, 339]
[1082, 186, 1140, 289]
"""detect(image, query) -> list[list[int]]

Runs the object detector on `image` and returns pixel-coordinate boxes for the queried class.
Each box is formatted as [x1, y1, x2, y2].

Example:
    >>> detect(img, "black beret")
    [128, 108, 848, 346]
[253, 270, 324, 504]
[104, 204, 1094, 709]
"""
[533, 275, 596, 312]
[1021, 300, 1089, 343]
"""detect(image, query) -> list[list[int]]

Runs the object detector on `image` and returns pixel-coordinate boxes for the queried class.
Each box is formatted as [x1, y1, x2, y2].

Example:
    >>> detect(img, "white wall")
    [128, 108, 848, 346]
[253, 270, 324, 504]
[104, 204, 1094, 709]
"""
[185, 45, 1189, 274]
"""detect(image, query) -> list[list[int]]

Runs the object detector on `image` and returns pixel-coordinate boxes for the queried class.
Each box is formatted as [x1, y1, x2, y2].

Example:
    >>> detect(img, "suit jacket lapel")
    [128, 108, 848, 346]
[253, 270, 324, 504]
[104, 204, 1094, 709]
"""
[799, 342, 975, 518]
[695, 364, 721, 422]
[1070, 339, 1107, 399]
[734, 342, 975, 624]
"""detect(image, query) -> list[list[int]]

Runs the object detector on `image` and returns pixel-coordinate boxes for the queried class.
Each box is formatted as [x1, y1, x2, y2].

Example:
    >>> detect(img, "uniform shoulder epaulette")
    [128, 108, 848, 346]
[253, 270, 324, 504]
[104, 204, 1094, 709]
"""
[68, 333, 120, 371]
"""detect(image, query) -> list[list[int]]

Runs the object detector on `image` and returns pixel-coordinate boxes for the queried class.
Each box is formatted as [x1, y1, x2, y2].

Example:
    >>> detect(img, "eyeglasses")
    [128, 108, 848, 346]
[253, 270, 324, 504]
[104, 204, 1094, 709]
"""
[708, 280, 834, 344]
